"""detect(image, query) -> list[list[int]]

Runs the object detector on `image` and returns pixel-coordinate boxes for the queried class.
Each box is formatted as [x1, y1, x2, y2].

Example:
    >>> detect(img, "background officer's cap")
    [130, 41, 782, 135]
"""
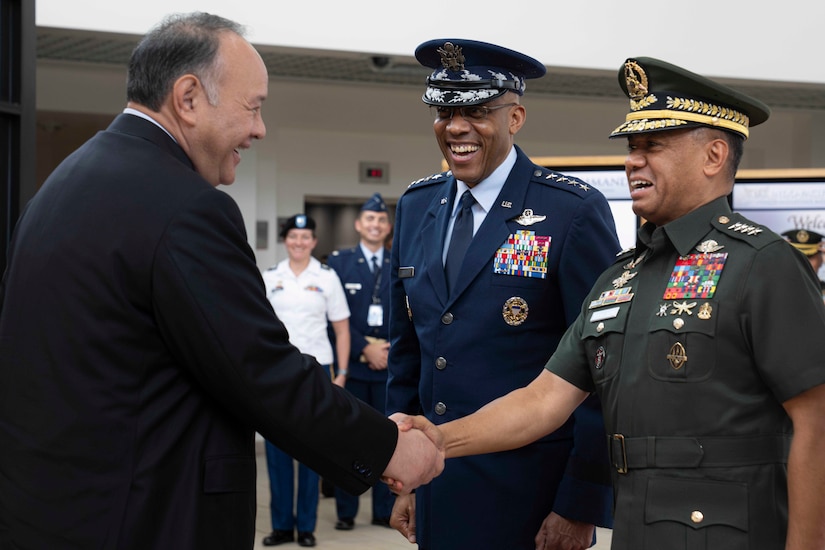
[609, 57, 771, 140]
[415, 38, 546, 106]
[360, 192, 388, 213]
[280, 213, 316, 238]
[782, 229, 824, 256]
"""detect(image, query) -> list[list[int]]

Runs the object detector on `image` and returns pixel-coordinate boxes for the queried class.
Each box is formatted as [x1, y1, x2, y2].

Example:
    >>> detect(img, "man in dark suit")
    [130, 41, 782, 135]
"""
[387, 39, 619, 549]
[0, 12, 441, 550]
[327, 193, 395, 530]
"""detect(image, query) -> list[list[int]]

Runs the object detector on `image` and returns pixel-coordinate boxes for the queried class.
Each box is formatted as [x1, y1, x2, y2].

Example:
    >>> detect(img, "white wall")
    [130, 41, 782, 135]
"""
[36, 61, 825, 270]
[36, 0, 825, 85]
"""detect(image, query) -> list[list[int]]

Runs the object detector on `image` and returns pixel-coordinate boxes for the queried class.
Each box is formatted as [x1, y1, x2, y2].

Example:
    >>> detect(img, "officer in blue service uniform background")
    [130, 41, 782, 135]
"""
[411, 56, 825, 550]
[387, 39, 620, 549]
[327, 193, 395, 530]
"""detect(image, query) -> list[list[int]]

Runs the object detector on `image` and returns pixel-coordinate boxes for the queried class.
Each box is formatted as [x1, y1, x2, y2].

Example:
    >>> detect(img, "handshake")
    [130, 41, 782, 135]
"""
[380, 413, 445, 494]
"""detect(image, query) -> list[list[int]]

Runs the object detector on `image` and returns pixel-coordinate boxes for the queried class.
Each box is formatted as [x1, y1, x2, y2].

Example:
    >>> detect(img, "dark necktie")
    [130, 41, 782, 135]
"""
[444, 190, 475, 293]
[371, 255, 379, 275]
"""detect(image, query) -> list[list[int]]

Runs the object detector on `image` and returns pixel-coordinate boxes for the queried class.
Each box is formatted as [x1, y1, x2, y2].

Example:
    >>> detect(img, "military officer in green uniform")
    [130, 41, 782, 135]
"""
[782, 228, 824, 277]
[394, 57, 825, 550]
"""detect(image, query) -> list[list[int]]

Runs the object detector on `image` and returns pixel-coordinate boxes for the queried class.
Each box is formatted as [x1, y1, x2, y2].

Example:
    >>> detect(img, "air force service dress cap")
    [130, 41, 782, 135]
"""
[609, 57, 770, 140]
[415, 38, 546, 106]
[361, 192, 388, 213]
[280, 213, 316, 238]
[782, 229, 824, 257]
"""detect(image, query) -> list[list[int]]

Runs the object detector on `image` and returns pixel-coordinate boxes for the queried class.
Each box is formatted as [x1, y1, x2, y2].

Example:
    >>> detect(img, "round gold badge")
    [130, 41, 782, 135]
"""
[502, 297, 529, 326]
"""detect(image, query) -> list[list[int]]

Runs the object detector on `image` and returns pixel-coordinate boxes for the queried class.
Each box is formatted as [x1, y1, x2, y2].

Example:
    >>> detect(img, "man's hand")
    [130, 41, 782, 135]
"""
[390, 493, 417, 543]
[362, 341, 390, 370]
[534, 512, 595, 550]
[390, 412, 444, 449]
[381, 420, 444, 494]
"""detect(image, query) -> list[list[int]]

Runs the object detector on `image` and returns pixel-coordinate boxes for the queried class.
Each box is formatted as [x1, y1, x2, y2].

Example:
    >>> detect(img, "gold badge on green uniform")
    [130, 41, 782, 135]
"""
[502, 296, 529, 326]
[667, 342, 688, 370]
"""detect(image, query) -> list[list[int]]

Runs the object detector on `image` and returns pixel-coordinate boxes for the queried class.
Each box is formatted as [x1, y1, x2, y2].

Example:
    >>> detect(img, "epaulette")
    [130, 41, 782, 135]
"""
[321, 263, 331, 270]
[710, 212, 781, 250]
[407, 170, 451, 189]
[530, 167, 594, 196]
[265, 264, 278, 271]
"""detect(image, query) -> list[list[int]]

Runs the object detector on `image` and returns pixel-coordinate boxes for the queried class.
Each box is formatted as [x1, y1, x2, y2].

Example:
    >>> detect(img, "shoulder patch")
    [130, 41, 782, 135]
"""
[711, 212, 781, 250]
[407, 170, 451, 189]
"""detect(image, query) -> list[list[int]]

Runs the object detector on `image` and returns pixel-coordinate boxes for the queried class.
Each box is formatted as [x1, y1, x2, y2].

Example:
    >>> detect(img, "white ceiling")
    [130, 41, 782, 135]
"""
[36, 0, 825, 85]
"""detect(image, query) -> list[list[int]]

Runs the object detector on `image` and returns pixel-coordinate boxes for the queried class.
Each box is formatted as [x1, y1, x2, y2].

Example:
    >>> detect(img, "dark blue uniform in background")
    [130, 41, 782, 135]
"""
[327, 194, 395, 527]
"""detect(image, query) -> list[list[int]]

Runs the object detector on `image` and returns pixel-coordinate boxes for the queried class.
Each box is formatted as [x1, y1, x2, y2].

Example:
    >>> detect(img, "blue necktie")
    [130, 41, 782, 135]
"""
[371, 255, 379, 275]
[445, 190, 475, 293]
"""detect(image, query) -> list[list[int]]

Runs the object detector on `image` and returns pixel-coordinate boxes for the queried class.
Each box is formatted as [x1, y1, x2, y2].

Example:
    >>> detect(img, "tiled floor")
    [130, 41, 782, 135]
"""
[252, 450, 613, 549]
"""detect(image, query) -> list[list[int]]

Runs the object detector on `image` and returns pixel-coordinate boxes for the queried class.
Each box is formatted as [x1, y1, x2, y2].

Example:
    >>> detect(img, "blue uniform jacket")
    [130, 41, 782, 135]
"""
[388, 146, 618, 549]
[327, 246, 390, 382]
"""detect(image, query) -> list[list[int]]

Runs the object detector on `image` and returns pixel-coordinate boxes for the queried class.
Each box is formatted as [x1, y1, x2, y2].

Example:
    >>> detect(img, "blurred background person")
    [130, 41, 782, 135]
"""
[261, 213, 351, 547]
[327, 193, 395, 530]
[782, 228, 825, 283]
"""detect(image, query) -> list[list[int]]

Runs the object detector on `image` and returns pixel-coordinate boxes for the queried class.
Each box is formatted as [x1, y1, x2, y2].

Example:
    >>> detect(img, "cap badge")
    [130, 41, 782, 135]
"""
[438, 42, 465, 72]
[624, 60, 649, 100]
[502, 296, 529, 326]
[797, 229, 810, 243]
[514, 209, 546, 226]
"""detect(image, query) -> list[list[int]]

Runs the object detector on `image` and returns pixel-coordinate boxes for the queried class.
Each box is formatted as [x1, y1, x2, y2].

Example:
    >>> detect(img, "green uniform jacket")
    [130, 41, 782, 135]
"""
[548, 196, 825, 550]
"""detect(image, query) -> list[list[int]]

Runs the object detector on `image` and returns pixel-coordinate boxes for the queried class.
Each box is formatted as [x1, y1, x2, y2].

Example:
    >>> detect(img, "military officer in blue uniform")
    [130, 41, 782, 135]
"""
[415, 57, 825, 550]
[327, 193, 395, 530]
[387, 39, 619, 549]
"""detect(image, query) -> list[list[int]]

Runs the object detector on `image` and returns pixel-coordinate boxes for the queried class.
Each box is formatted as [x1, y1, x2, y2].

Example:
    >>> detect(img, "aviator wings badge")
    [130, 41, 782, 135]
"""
[514, 209, 546, 226]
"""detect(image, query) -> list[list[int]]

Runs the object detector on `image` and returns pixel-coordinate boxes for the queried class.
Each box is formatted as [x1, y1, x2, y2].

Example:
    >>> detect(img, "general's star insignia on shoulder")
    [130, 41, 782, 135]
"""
[408, 171, 451, 188]
[514, 209, 546, 226]
[726, 222, 763, 236]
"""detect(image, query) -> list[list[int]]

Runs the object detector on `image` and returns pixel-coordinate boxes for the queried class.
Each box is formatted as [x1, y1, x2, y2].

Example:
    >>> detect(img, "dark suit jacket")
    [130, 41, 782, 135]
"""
[326, 246, 390, 382]
[388, 146, 618, 549]
[0, 114, 397, 550]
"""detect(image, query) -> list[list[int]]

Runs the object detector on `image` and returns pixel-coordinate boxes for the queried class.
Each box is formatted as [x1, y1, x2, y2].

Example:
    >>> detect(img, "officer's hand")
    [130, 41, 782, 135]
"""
[362, 341, 390, 370]
[534, 512, 594, 550]
[390, 493, 417, 543]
